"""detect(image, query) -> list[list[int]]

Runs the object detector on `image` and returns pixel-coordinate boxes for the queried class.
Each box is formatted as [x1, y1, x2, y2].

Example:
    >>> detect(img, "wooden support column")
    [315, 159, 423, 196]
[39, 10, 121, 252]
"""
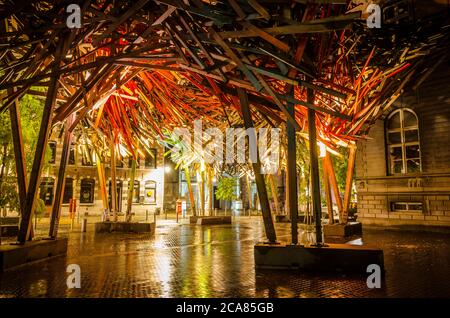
[307, 88, 323, 245]
[287, 98, 298, 244]
[268, 174, 280, 215]
[238, 87, 277, 243]
[246, 174, 252, 211]
[324, 152, 343, 219]
[322, 157, 334, 225]
[207, 167, 214, 216]
[18, 42, 63, 244]
[126, 157, 137, 222]
[284, 168, 289, 215]
[96, 158, 109, 213]
[110, 143, 118, 222]
[8, 88, 28, 222]
[184, 167, 196, 216]
[49, 114, 74, 238]
[199, 170, 205, 216]
[342, 145, 356, 224]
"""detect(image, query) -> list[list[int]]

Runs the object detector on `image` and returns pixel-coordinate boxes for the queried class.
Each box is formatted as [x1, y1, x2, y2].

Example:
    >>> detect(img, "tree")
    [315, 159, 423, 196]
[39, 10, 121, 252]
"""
[215, 177, 237, 214]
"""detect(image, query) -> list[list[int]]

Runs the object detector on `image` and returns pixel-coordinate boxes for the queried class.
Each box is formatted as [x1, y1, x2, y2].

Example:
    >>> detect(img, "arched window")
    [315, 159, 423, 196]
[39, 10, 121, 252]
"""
[386, 109, 421, 174]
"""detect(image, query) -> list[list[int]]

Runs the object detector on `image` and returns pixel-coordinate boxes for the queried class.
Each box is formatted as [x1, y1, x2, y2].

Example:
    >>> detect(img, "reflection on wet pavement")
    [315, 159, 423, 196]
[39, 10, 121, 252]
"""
[0, 217, 449, 298]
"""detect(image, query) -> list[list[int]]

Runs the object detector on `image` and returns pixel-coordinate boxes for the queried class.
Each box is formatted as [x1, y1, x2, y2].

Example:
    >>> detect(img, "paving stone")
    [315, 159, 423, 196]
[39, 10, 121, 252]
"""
[0, 217, 449, 298]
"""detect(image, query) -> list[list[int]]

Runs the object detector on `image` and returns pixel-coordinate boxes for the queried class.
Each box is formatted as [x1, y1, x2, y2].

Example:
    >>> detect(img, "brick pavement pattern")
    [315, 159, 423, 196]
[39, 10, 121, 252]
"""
[0, 217, 449, 298]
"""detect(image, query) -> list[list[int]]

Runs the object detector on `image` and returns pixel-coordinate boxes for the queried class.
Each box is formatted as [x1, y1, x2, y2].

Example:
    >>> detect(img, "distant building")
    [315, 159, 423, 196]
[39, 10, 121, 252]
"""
[356, 60, 450, 229]
[40, 136, 166, 218]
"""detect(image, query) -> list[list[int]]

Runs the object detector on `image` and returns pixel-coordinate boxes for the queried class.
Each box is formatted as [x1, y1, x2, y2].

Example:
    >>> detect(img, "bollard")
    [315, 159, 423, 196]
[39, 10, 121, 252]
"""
[146, 210, 148, 221]
[153, 212, 156, 223]
[81, 217, 87, 232]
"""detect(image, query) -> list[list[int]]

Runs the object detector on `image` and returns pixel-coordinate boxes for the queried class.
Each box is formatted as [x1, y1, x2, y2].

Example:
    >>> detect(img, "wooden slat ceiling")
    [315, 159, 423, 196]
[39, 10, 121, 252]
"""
[0, 0, 449, 156]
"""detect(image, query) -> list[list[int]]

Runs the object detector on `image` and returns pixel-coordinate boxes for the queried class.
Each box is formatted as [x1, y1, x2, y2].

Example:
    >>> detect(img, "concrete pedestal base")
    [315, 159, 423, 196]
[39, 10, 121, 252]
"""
[0, 225, 19, 237]
[0, 238, 68, 271]
[189, 216, 232, 225]
[254, 242, 383, 273]
[94, 222, 155, 234]
[0, 217, 20, 225]
[323, 222, 362, 238]
[275, 215, 290, 223]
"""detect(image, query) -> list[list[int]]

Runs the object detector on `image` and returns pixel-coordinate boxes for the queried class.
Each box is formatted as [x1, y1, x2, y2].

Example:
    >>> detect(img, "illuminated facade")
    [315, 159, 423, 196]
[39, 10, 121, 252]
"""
[40, 136, 166, 218]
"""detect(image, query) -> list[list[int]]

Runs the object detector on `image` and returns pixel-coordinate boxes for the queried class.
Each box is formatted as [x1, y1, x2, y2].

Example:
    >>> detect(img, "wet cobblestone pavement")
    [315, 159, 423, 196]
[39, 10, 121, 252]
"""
[0, 217, 449, 298]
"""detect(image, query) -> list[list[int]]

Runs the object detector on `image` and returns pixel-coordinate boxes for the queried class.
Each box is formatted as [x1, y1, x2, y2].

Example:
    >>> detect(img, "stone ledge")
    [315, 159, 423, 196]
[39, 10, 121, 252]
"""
[323, 222, 362, 238]
[0, 238, 68, 272]
[94, 222, 155, 234]
[254, 242, 384, 273]
[189, 216, 232, 225]
[0, 225, 19, 237]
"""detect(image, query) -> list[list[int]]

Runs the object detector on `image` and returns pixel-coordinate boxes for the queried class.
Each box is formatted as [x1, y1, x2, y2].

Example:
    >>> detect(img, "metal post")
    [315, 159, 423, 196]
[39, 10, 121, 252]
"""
[287, 99, 298, 244]
[238, 88, 277, 243]
[307, 88, 323, 245]
[49, 114, 74, 238]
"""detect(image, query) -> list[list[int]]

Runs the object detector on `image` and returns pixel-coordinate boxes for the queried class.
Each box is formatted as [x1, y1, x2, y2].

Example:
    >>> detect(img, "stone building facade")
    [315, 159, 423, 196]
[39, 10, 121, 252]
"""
[39, 136, 166, 219]
[355, 60, 450, 229]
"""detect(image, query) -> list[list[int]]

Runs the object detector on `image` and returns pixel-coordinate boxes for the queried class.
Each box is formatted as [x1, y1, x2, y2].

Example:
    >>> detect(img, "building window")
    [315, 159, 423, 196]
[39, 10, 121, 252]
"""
[128, 157, 140, 169]
[68, 143, 76, 165]
[386, 109, 421, 175]
[390, 201, 423, 212]
[48, 141, 57, 164]
[133, 181, 140, 203]
[145, 149, 157, 169]
[80, 179, 95, 204]
[144, 181, 156, 204]
[39, 177, 55, 206]
[63, 178, 74, 204]
[116, 157, 124, 168]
